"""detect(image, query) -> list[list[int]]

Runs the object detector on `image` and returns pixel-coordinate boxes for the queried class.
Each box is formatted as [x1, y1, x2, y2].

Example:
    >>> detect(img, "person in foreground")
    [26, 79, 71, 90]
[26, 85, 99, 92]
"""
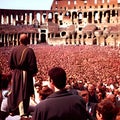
[96, 98, 119, 120]
[32, 67, 93, 120]
[8, 33, 38, 117]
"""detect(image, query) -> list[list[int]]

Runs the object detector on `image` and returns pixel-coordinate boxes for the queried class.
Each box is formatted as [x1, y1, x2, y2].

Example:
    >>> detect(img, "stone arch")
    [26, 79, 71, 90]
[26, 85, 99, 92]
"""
[65, 11, 71, 18]
[104, 10, 110, 23]
[78, 12, 82, 24]
[41, 33, 46, 43]
[61, 31, 66, 37]
[88, 12, 92, 23]
[32, 18, 39, 28]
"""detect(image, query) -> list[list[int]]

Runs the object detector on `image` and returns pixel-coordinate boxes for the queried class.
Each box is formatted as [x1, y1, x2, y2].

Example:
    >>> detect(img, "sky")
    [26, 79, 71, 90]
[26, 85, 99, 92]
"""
[0, 0, 53, 10]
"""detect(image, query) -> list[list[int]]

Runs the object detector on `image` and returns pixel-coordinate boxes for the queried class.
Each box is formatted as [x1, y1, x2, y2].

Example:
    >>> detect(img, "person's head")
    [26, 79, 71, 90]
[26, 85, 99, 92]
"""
[96, 99, 118, 120]
[114, 88, 120, 96]
[34, 83, 41, 93]
[39, 86, 53, 100]
[48, 67, 66, 90]
[106, 94, 116, 104]
[78, 88, 89, 103]
[88, 84, 96, 95]
[77, 80, 84, 90]
[19, 33, 29, 45]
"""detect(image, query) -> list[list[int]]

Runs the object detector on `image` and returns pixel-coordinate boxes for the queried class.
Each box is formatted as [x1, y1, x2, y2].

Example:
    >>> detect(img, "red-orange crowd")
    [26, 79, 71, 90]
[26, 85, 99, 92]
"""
[0, 44, 120, 120]
[0, 44, 120, 87]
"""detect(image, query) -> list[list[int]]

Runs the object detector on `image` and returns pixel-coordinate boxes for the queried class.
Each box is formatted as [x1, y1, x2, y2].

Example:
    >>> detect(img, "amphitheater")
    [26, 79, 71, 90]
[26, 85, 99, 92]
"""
[1, 0, 120, 46]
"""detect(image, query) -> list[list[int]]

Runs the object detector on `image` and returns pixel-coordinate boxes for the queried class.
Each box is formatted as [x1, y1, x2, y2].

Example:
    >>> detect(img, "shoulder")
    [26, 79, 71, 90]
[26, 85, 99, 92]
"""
[35, 99, 49, 110]
[25, 47, 35, 56]
[26, 47, 34, 52]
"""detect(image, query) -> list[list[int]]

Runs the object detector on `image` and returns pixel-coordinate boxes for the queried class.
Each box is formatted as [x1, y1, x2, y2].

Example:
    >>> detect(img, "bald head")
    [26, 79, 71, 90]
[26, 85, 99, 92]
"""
[20, 34, 29, 45]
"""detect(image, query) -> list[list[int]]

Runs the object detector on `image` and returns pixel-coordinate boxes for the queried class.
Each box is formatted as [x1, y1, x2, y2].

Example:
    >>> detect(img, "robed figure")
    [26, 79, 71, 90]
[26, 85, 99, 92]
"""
[8, 34, 38, 117]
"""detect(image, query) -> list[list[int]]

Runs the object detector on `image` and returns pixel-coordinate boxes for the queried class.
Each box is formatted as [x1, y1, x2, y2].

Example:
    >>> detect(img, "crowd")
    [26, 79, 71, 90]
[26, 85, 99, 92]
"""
[1, 44, 120, 84]
[0, 43, 120, 119]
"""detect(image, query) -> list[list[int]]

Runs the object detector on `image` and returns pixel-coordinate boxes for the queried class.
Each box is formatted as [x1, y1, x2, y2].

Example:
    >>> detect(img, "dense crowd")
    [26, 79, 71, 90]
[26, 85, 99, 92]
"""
[0, 44, 120, 85]
[0, 44, 120, 119]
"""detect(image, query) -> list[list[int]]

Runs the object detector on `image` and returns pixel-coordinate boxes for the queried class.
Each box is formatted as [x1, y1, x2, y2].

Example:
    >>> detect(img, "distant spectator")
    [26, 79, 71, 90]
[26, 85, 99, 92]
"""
[34, 83, 41, 104]
[78, 87, 97, 120]
[114, 88, 120, 108]
[88, 84, 98, 103]
[0, 73, 11, 120]
[96, 98, 119, 120]
[39, 86, 53, 100]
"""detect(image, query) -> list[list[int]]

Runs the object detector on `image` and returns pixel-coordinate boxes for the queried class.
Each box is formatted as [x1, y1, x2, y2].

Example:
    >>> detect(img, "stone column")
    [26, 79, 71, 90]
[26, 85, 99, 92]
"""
[45, 12, 48, 25]
[16, 34, 19, 46]
[52, 12, 56, 23]
[81, 33, 84, 45]
[98, 11, 100, 24]
[25, 13, 27, 25]
[115, 10, 118, 23]
[6, 16, 9, 24]
[16, 15, 18, 22]
[4, 34, 6, 46]
[11, 14, 13, 25]
[7, 34, 10, 46]
[102, 11, 105, 23]
[4, 14, 7, 24]
[12, 34, 15, 46]
[29, 13, 32, 25]
[92, 11, 94, 24]
[1, 15, 4, 24]
[13, 14, 16, 25]
[30, 33, 32, 44]
[34, 33, 37, 45]
[38, 28, 41, 42]
[40, 12, 42, 25]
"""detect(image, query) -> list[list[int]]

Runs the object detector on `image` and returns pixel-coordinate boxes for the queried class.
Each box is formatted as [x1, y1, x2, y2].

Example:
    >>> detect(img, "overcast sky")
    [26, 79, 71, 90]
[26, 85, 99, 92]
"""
[0, 0, 53, 10]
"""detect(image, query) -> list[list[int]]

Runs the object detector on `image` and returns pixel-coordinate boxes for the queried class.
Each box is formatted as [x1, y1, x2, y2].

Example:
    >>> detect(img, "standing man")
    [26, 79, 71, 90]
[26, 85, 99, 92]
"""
[8, 33, 38, 117]
[32, 67, 92, 120]
[78, 88, 97, 120]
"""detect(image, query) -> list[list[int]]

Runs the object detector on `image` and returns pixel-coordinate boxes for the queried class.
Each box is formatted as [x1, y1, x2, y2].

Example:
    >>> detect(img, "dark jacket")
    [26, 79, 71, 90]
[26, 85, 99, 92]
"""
[32, 89, 93, 120]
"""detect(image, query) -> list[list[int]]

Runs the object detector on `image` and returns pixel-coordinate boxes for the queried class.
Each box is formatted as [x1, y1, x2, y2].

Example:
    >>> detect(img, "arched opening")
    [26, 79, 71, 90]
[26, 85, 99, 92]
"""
[72, 11, 77, 19]
[104, 10, 110, 23]
[48, 12, 53, 22]
[88, 12, 92, 23]
[78, 12, 82, 24]
[61, 31, 66, 37]
[41, 34, 46, 43]
[65, 11, 71, 18]
[55, 13, 58, 24]
[99, 11, 102, 23]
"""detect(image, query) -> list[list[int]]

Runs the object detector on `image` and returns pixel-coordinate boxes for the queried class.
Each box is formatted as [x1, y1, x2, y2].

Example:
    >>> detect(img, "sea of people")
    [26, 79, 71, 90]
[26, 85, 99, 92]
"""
[0, 44, 120, 94]
[0, 44, 120, 119]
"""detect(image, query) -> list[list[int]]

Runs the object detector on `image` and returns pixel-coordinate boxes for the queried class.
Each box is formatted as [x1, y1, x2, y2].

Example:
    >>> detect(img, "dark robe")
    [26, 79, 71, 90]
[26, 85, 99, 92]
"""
[32, 90, 93, 120]
[8, 45, 38, 114]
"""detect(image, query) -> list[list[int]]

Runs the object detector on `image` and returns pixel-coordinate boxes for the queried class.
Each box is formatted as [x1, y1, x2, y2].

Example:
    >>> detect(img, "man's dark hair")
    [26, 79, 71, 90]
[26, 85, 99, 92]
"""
[48, 67, 66, 89]
[96, 99, 119, 120]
